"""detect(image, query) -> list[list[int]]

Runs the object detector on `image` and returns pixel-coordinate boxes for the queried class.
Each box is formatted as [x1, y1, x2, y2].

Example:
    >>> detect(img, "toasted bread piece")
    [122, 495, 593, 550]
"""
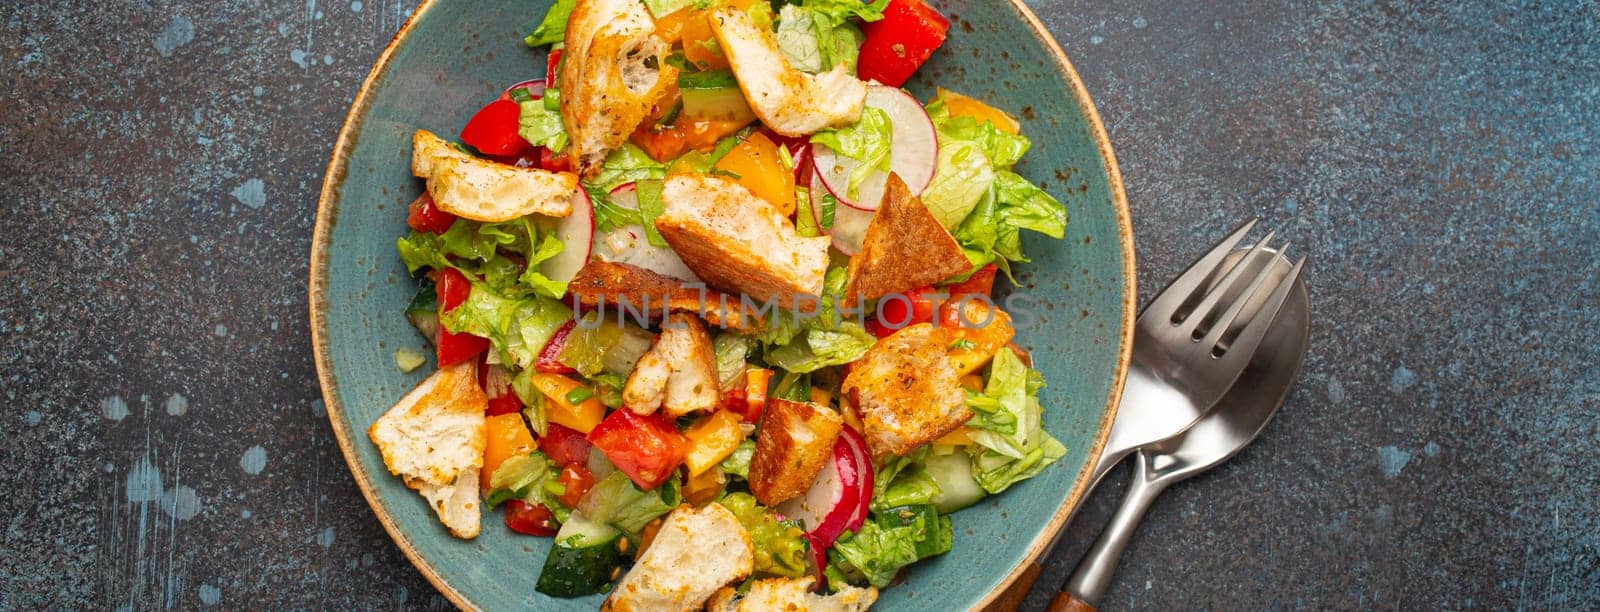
[567, 261, 764, 332]
[561, 0, 678, 176]
[708, 577, 878, 612]
[944, 299, 1016, 376]
[842, 324, 972, 457]
[411, 130, 577, 222]
[844, 174, 973, 303]
[624, 313, 720, 417]
[709, 7, 867, 136]
[367, 361, 488, 538]
[656, 174, 831, 307]
[749, 398, 844, 506]
[602, 503, 754, 612]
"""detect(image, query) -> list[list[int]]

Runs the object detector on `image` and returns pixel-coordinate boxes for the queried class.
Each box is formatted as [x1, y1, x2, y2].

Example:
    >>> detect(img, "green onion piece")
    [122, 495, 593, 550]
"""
[508, 87, 533, 103]
[564, 386, 595, 405]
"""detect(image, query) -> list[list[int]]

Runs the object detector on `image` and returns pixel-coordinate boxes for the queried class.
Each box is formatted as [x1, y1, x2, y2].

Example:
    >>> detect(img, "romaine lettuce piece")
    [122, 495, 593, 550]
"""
[576, 471, 681, 534]
[719, 492, 809, 578]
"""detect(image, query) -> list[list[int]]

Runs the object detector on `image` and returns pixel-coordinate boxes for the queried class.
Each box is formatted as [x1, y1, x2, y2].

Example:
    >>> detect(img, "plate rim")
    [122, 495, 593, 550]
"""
[307, 1, 1135, 609]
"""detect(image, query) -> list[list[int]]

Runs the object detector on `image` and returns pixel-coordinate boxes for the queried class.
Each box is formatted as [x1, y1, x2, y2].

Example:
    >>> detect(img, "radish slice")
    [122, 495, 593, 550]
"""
[808, 170, 875, 256]
[496, 79, 547, 102]
[838, 426, 874, 532]
[538, 188, 595, 283]
[812, 86, 939, 211]
[535, 320, 578, 374]
[590, 184, 701, 282]
[779, 434, 869, 550]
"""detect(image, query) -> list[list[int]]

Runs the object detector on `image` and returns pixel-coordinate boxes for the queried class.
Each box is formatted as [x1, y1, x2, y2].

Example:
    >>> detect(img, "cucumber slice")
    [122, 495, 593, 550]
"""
[405, 282, 439, 344]
[535, 512, 623, 598]
[924, 452, 987, 513]
[679, 70, 756, 123]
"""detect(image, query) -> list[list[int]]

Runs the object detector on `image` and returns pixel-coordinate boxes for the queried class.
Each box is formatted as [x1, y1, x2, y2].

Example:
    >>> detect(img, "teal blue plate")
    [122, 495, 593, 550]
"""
[310, 1, 1133, 608]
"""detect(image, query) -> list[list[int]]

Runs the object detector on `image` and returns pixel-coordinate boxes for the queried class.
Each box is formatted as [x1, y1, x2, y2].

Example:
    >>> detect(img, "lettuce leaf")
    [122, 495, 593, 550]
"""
[995, 170, 1067, 239]
[719, 439, 756, 479]
[763, 324, 876, 373]
[927, 98, 1031, 169]
[811, 107, 893, 200]
[872, 462, 942, 510]
[776, 4, 867, 74]
[523, 0, 576, 47]
[397, 217, 569, 298]
[588, 143, 668, 193]
[970, 428, 1066, 494]
[921, 140, 995, 228]
[642, 0, 696, 18]
[438, 282, 573, 370]
[575, 471, 680, 534]
[517, 95, 568, 153]
[826, 504, 952, 588]
[966, 348, 1032, 458]
[800, 0, 890, 21]
[719, 493, 809, 577]
[485, 452, 569, 522]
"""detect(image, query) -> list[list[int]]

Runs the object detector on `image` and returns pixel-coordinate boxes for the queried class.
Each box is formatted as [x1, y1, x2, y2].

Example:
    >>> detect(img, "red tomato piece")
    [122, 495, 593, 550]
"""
[546, 49, 563, 89]
[504, 500, 558, 536]
[556, 465, 596, 507]
[540, 146, 571, 173]
[435, 269, 488, 366]
[587, 410, 688, 490]
[405, 192, 457, 234]
[944, 264, 997, 298]
[535, 320, 579, 374]
[857, 0, 950, 87]
[460, 99, 530, 157]
[477, 357, 524, 416]
[870, 287, 939, 337]
[539, 423, 594, 467]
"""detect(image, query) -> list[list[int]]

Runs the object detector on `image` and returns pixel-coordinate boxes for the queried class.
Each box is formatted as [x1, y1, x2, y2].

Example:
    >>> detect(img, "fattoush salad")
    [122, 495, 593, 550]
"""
[367, 0, 1073, 607]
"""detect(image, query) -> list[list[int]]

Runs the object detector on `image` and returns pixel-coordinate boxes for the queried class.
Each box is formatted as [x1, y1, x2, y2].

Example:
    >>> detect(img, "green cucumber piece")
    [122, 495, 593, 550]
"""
[535, 512, 623, 598]
[925, 451, 987, 513]
[405, 282, 439, 344]
[678, 70, 755, 123]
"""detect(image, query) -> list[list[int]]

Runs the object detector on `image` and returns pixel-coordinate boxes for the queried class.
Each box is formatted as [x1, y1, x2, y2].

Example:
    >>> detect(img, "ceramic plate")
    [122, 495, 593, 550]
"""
[310, 0, 1133, 608]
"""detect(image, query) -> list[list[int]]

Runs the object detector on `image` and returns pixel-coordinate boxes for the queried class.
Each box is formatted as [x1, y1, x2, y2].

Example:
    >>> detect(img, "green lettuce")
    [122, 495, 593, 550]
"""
[920, 140, 996, 228]
[588, 143, 667, 193]
[523, 0, 576, 47]
[719, 439, 756, 479]
[764, 325, 876, 373]
[575, 471, 681, 534]
[397, 217, 569, 299]
[872, 463, 942, 510]
[922, 96, 1068, 269]
[517, 96, 568, 153]
[438, 282, 573, 370]
[713, 333, 756, 388]
[962, 349, 1066, 493]
[799, 0, 890, 21]
[642, 0, 695, 18]
[970, 427, 1066, 494]
[811, 107, 893, 200]
[720, 493, 809, 578]
[826, 505, 952, 588]
[633, 179, 669, 247]
[775, 4, 866, 74]
[485, 452, 568, 522]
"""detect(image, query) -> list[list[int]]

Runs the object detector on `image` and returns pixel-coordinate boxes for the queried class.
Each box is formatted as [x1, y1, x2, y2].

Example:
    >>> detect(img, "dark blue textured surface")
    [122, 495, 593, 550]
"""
[1, 0, 1595, 609]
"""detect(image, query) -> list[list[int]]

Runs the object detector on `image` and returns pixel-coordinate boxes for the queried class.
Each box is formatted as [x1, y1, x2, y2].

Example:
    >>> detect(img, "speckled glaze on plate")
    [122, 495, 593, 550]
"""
[309, 1, 1133, 608]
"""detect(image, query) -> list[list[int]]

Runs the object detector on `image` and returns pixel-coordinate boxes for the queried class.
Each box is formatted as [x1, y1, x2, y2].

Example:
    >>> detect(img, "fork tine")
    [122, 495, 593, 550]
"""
[1143, 219, 1259, 319]
[1176, 230, 1277, 336]
[1212, 255, 1306, 363]
[1198, 240, 1290, 348]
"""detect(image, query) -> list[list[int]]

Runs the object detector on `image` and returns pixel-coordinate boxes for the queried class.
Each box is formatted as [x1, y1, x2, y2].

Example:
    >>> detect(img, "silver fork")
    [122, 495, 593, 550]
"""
[1087, 219, 1306, 489]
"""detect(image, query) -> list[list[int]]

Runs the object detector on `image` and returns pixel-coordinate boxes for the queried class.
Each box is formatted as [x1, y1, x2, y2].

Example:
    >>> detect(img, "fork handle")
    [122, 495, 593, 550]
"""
[1047, 591, 1098, 612]
[1061, 452, 1171, 606]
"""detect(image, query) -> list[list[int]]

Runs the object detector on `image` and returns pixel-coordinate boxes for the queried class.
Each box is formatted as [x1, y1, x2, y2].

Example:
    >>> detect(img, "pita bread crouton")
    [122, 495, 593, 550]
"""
[601, 503, 754, 612]
[566, 261, 764, 332]
[367, 361, 488, 538]
[748, 398, 844, 506]
[842, 323, 972, 457]
[623, 313, 720, 417]
[411, 129, 577, 222]
[561, 0, 678, 175]
[655, 174, 831, 307]
[708, 577, 878, 612]
[708, 7, 867, 137]
[844, 173, 972, 303]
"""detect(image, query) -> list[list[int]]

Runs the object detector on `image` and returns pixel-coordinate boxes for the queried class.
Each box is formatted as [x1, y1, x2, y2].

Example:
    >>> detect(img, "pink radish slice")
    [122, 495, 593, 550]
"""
[812, 86, 939, 211]
[778, 435, 866, 550]
[838, 426, 874, 532]
[809, 170, 875, 256]
[496, 79, 547, 102]
[807, 533, 830, 590]
[590, 184, 701, 282]
[538, 188, 595, 283]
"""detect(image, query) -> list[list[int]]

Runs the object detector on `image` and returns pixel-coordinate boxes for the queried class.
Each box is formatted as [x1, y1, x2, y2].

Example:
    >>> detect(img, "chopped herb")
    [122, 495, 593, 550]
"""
[949, 338, 976, 351]
[820, 192, 837, 228]
[564, 386, 595, 405]
[508, 87, 533, 103]
[709, 168, 743, 180]
[656, 100, 683, 128]
[776, 143, 795, 171]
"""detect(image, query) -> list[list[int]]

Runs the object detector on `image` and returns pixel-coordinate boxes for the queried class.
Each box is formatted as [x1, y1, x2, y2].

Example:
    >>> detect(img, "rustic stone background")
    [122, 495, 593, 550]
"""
[1, 0, 1595, 609]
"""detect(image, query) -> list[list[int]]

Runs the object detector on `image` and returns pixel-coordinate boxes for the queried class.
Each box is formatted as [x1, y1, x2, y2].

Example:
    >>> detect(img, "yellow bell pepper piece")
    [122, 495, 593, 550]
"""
[937, 87, 1022, 134]
[481, 413, 536, 491]
[528, 372, 606, 434]
[683, 410, 745, 476]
